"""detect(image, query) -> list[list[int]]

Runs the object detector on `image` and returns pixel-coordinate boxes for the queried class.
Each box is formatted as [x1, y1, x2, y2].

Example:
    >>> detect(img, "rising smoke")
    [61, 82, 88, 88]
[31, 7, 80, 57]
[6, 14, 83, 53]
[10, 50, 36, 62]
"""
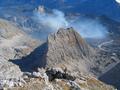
[69, 17, 108, 38]
[33, 9, 108, 39]
[33, 9, 68, 31]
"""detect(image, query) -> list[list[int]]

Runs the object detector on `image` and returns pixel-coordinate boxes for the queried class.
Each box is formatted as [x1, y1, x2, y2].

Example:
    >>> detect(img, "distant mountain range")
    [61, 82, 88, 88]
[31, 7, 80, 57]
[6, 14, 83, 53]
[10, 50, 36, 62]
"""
[0, 0, 120, 22]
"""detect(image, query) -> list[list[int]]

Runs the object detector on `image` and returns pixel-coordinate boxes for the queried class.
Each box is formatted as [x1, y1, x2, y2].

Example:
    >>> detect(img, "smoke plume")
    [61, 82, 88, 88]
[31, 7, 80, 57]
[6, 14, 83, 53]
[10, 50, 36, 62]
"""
[33, 9, 108, 39]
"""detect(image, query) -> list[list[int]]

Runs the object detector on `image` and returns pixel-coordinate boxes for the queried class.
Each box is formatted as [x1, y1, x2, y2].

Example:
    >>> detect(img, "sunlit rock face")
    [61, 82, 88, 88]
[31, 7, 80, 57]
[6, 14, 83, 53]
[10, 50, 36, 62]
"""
[0, 19, 40, 79]
[42, 28, 95, 74]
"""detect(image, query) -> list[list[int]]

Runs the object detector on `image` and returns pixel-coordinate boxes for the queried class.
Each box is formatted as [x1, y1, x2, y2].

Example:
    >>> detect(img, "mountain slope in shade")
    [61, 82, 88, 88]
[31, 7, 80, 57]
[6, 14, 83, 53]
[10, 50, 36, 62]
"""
[99, 62, 120, 89]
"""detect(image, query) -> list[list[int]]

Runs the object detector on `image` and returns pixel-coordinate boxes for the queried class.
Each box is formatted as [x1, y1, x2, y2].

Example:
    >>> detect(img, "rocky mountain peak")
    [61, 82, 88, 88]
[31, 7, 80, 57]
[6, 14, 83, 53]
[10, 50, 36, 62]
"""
[48, 27, 93, 57]
[44, 27, 95, 73]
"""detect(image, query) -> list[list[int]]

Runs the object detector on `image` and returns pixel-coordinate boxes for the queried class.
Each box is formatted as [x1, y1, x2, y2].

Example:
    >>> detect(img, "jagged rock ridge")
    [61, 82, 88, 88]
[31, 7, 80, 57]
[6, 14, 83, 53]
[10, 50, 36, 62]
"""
[43, 27, 95, 74]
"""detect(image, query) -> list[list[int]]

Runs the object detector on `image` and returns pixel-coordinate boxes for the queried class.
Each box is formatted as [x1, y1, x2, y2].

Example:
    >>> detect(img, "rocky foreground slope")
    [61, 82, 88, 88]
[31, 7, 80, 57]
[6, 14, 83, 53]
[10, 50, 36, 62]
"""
[0, 20, 116, 90]
[11, 68, 114, 90]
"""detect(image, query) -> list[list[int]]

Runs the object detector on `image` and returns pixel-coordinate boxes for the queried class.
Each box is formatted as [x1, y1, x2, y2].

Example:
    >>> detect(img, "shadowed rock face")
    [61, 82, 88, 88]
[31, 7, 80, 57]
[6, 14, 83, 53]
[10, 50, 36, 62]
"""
[43, 27, 95, 73]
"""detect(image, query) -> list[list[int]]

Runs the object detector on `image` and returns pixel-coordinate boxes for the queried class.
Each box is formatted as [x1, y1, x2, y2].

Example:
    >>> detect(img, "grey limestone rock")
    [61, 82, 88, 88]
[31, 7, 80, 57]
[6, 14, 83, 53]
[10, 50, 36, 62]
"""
[43, 27, 95, 74]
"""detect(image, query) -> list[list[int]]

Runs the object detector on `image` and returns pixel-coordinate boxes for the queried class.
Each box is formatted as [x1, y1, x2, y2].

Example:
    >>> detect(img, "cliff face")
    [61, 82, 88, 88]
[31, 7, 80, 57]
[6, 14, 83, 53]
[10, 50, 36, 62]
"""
[43, 28, 95, 73]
